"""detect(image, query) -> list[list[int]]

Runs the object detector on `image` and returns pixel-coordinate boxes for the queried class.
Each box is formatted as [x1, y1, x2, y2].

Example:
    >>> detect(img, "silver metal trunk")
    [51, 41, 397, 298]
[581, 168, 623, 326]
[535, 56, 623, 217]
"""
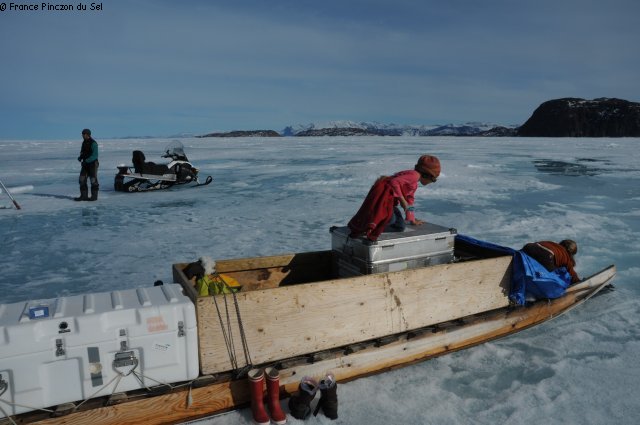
[330, 223, 457, 276]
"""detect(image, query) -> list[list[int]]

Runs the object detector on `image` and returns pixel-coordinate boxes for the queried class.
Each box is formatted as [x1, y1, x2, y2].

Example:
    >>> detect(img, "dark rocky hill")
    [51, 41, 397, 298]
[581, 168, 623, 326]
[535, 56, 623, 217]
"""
[198, 130, 280, 138]
[517, 98, 640, 137]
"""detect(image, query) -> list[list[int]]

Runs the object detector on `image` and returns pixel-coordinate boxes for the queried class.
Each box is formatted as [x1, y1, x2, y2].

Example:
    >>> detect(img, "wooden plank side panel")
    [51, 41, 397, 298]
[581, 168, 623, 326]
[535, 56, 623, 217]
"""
[199, 256, 512, 374]
[215, 254, 298, 273]
[214, 251, 332, 273]
[173, 263, 197, 303]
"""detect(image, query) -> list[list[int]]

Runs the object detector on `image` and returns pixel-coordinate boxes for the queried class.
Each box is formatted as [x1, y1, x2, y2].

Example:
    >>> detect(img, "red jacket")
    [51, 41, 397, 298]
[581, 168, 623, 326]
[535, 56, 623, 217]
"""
[348, 170, 422, 241]
[538, 241, 580, 283]
[387, 170, 420, 222]
[347, 177, 396, 241]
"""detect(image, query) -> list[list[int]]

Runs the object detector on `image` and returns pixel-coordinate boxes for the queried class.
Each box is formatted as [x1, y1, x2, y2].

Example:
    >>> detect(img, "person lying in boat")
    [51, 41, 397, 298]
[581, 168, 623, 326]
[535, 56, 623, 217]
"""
[522, 239, 580, 284]
[347, 154, 441, 242]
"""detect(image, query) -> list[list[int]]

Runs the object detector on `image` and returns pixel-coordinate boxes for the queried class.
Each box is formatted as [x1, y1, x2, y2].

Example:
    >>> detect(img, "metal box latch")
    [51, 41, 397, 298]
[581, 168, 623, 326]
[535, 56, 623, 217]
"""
[113, 350, 139, 376]
[55, 339, 65, 357]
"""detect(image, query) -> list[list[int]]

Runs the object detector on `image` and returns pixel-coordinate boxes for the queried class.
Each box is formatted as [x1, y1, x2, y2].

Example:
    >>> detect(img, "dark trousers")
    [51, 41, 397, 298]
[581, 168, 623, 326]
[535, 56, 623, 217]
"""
[79, 160, 99, 190]
[384, 206, 406, 232]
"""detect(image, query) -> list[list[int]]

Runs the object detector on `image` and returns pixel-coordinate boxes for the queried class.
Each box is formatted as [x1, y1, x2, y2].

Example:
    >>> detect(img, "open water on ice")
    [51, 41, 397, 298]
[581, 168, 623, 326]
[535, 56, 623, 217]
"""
[1, 136, 639, 424]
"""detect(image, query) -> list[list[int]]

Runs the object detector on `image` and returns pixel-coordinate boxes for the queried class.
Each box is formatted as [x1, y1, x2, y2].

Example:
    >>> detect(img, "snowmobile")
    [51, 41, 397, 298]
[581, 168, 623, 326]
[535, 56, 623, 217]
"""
[114, 141, 212, 192]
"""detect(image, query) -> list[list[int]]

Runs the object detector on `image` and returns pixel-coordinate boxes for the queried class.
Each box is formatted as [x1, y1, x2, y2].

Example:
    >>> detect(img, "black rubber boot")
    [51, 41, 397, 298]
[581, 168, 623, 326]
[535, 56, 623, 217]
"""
[74, 187, 89, 201]
[314, 374, 338, 420]
[89, 186, 99, 201]
[288, 376, 318, 420]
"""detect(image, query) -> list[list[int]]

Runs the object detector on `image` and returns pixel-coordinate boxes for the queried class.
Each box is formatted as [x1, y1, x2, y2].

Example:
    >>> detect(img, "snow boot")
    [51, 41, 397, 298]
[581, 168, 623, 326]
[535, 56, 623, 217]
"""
[74, 187, 89, 201]
[265, 367, 287, 424]
[89, 186, 99, 201]
[287, 376, 318, 420]
[314, 373, 338, 420]
[248, 369, 270, 425]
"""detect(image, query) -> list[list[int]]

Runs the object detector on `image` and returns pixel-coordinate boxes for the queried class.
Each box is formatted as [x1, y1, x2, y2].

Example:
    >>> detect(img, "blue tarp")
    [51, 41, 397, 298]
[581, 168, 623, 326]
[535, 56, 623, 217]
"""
[455, 234, 571, 306]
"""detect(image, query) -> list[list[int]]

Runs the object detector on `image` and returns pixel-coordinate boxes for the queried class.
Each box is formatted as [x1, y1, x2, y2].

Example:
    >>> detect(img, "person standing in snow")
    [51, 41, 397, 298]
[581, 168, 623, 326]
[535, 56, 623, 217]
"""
[347, 154, 441, 242]
[521, 240, 580, 283]
[75, 128, 99, 201]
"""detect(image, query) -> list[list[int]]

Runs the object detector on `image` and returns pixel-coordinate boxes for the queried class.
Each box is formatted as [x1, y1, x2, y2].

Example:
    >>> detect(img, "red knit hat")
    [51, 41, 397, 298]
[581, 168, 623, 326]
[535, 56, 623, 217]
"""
[415, 155, 441, 178]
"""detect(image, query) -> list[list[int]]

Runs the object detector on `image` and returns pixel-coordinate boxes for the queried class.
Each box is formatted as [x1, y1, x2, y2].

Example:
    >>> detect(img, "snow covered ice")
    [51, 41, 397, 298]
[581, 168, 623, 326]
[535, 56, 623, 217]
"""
[1, 136, 640, 424]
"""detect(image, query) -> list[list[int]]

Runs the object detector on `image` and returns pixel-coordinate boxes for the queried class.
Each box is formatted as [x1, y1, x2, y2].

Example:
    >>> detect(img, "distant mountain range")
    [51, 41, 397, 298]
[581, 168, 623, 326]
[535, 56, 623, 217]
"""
[199, 121, 518, 138]
[194, 97, 640, 138]
[283, 121, 516, 136]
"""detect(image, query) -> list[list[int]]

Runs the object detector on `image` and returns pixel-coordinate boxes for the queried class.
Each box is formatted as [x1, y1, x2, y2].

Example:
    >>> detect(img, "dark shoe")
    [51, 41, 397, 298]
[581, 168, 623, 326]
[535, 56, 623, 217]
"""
[314, 373, 338, 420]
[74, 188, 89, 201]
[89, 187, 99, 201]
[288, 376, 318, 420]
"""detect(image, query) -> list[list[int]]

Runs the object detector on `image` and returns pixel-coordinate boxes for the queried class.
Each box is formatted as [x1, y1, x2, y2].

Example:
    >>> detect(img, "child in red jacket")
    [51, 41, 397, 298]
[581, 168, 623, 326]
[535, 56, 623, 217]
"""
[348, 155, 441, 241]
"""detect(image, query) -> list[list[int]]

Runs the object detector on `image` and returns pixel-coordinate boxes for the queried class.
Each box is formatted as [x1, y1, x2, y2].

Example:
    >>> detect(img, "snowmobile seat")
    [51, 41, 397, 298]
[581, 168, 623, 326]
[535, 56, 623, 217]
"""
[145, 162, 170, 175]
[132, 150, 170, 175]
[132, 150, 146, 173]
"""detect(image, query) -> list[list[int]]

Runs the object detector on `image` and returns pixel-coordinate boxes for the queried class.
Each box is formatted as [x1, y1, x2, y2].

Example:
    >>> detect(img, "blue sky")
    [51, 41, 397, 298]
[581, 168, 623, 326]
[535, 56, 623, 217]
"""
[1, 0, 638, 139]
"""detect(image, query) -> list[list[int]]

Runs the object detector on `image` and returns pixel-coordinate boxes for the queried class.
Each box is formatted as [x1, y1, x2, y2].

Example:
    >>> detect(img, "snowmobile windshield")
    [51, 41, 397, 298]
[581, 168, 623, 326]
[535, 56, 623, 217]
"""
[163, 141, 188, 160]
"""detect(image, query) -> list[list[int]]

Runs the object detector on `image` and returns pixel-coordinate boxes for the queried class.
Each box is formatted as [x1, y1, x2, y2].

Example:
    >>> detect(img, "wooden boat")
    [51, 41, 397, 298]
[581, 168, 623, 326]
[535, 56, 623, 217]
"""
[6, 242, 615, 425]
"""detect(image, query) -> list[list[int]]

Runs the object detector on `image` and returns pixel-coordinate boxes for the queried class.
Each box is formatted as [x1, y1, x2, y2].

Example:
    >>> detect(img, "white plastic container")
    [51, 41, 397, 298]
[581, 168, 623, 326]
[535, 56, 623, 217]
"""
[0, 284, 198, 417]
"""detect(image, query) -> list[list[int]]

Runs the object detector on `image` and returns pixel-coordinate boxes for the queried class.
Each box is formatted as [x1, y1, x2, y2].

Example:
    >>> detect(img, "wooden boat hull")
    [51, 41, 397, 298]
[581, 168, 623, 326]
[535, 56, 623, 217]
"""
[23, 264, 615, 425]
